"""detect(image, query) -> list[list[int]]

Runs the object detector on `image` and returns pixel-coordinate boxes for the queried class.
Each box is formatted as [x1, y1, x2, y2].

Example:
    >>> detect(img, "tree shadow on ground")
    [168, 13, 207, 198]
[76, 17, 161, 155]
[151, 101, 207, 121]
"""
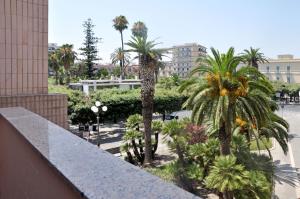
[273, 160, 300, 187]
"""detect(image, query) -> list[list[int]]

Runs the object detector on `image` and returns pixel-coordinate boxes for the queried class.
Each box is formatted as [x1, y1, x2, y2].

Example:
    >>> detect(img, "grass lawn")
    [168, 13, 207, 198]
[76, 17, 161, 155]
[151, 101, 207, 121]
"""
[146, 164, 175, 183]
[48, 78, 73, 95]
[250, 138, 273, 151]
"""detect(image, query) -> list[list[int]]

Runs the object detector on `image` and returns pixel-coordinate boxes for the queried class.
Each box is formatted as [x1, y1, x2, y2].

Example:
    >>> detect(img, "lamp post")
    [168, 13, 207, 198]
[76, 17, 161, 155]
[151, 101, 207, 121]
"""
[91, 101, 108, 147]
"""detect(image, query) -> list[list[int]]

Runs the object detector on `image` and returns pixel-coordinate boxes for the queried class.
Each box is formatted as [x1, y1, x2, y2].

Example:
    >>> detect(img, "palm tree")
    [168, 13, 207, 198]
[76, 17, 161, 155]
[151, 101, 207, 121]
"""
[132, 21, 148, 38]
[113, 15, 129, 79]
[154, 61, 165, 83]
[48, 52, 60, 85]
[126, 36, 163, 165]
[57, 44, 76, 83]
[180, 47, 275, 157]
[110, 47, 131, 75]
[205, 155, 250, 199]
[240, 47, 268, 69]
[258, 112, 289, 155]
[131, 21, 148, 79]
[179, 47, 286, 198]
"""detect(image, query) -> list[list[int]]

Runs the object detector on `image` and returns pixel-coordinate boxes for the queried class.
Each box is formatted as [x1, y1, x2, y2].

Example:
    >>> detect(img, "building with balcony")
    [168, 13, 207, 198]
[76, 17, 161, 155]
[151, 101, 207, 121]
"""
[259, 54, 300, 83]
[159, 43, 207, 78]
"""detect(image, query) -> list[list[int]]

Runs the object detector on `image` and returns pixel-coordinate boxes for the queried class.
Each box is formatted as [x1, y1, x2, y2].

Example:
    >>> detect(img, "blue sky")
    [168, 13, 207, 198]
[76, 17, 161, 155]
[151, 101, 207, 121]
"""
[49, 0, 300, 63]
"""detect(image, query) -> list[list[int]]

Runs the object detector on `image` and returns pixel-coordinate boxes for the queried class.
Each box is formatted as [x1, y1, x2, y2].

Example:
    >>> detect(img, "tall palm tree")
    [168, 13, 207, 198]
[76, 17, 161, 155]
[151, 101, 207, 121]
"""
[126, 36, 163, 165]
[48, 52, 60, 85]
[240, 47, 268, 69]
[110, 47, 131, 75]
[57, 44, 76, 83]
[113, 15, 129, 79]
[180, 47, 274, 156]
[132, 21, 148, 38]
[131, 21, 148, 79]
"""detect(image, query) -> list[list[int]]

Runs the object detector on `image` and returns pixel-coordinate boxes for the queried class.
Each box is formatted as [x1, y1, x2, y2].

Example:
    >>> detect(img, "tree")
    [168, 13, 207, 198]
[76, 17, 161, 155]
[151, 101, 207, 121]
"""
[57, 44, 76, 83]
[240, 47, 268, 69]
[96, 68, 109, 79]
[113, 15, 129, 79]
[131, 21, 148, 79]
[111, 47, 131, 75]
[126, 36, 163, 166]
[48, 52, 60, 85]
[132, 21, 148, 38]
[154, 61, 165, 83]
[180, 47, 274, 155]
[112, 66, 121, 77]
[80, 18, 99, 78]
[179, 47, 281, 198]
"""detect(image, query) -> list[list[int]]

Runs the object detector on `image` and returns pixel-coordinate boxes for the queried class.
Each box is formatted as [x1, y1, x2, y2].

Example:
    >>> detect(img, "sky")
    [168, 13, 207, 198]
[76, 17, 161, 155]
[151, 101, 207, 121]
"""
[49, 0, 300, 63]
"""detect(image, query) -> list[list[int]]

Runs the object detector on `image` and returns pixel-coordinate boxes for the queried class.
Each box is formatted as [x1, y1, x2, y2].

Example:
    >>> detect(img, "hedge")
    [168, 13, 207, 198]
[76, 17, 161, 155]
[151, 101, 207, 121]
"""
[69, 88, 187, 124]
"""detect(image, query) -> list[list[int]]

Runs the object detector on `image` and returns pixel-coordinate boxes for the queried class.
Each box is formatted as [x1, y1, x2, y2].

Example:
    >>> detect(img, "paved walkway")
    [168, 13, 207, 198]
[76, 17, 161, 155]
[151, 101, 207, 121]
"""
[273, 105, 300, 199]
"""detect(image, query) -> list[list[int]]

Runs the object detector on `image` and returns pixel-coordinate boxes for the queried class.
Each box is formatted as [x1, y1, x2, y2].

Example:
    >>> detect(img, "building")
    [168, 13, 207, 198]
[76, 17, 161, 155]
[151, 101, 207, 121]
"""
[48, 43, 59, 53]
[159, 61, 173, 77]
[0, 0, 68, 128]
[159, 43, 207, 78]
[259, 54, 300, 83]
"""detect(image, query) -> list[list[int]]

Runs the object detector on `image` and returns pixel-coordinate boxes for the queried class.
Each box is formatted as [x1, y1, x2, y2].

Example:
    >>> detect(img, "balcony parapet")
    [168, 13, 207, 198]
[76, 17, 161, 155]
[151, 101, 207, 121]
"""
[0, 107, 198, 199]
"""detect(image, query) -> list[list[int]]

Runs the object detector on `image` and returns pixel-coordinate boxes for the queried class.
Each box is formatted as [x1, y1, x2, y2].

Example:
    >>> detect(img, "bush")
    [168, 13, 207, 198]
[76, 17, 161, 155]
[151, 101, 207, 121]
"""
[68, 88, 187, 124]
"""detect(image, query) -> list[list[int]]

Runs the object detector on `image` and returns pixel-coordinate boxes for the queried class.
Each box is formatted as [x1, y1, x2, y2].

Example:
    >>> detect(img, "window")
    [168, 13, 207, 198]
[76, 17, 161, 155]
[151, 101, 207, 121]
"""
[276, 66, 280, 73]
[287, 76, 291, 83]
[267, 66, 270, 72]
[287, 66, 290, 71]
[276, 76, 280, 81]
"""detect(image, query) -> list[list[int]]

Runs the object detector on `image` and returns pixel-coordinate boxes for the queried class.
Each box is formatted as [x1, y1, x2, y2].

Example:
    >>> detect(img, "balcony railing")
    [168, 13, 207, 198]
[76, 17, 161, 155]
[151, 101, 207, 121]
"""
[0, 107, 198, 199]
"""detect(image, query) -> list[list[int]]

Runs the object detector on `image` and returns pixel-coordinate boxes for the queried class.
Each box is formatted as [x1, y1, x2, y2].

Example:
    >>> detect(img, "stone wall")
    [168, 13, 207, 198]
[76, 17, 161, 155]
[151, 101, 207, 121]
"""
[0, 0, 68, 128]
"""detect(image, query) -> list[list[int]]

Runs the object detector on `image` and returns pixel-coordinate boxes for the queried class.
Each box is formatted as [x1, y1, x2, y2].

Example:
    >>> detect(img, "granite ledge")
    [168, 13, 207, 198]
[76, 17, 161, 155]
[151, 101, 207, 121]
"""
[0, 107, 199, 199]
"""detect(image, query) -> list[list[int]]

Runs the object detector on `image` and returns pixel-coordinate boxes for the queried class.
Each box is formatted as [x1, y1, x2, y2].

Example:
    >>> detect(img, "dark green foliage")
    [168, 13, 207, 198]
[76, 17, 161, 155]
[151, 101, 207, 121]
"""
[79, 18, 99, 78]
[68, 88, 186, 124]
[121, 115, 163, 165]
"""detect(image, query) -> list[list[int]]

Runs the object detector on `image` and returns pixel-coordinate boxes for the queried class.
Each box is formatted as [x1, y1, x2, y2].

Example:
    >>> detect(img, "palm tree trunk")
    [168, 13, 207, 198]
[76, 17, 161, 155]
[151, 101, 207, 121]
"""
[219, 124, 231, 155]
[55, 71, 59, 85]
[120, 31, 125, 79]
[219, 123, 233, 199]
[141, 60, 155, 166]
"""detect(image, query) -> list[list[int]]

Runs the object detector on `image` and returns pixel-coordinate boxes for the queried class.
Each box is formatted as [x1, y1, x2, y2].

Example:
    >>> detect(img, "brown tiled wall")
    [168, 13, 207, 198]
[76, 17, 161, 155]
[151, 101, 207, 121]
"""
[0, 0, 48, 96]
[0, 0, 68, 129]
[0, 94, 68, 128]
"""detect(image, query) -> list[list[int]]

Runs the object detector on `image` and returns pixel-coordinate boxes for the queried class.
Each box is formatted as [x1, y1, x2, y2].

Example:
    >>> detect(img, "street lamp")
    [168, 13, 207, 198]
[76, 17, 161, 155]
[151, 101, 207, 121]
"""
[91, 101, 108, 147]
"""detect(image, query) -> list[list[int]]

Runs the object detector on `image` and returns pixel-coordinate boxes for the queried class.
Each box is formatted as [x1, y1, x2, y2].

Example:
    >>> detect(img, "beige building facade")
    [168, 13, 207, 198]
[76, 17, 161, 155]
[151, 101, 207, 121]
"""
[159, 43, 207, 78]
[0, 0, 68, 128]
[259, 54, 300, 83]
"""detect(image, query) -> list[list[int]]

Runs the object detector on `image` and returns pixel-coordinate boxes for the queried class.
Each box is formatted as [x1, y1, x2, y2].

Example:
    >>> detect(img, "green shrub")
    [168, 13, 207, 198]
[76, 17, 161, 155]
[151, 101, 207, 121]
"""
[68, 88, 187, 124]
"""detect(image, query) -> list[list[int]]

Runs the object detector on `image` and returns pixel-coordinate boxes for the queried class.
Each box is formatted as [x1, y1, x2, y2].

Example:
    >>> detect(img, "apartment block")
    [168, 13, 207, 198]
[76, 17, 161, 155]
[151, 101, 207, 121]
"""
[159, 43, 207, 78]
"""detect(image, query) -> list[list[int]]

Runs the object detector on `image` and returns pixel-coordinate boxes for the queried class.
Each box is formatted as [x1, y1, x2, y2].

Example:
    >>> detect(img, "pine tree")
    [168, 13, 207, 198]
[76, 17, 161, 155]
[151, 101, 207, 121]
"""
[80, 18, 99, 78]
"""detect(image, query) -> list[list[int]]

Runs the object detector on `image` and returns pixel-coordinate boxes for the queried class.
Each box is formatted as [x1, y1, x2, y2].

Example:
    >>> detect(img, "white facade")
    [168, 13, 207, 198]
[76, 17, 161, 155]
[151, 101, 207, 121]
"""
[259, 55, 300, 83]
[159, 43, 207, 78]
[48, 43, 59, 53]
